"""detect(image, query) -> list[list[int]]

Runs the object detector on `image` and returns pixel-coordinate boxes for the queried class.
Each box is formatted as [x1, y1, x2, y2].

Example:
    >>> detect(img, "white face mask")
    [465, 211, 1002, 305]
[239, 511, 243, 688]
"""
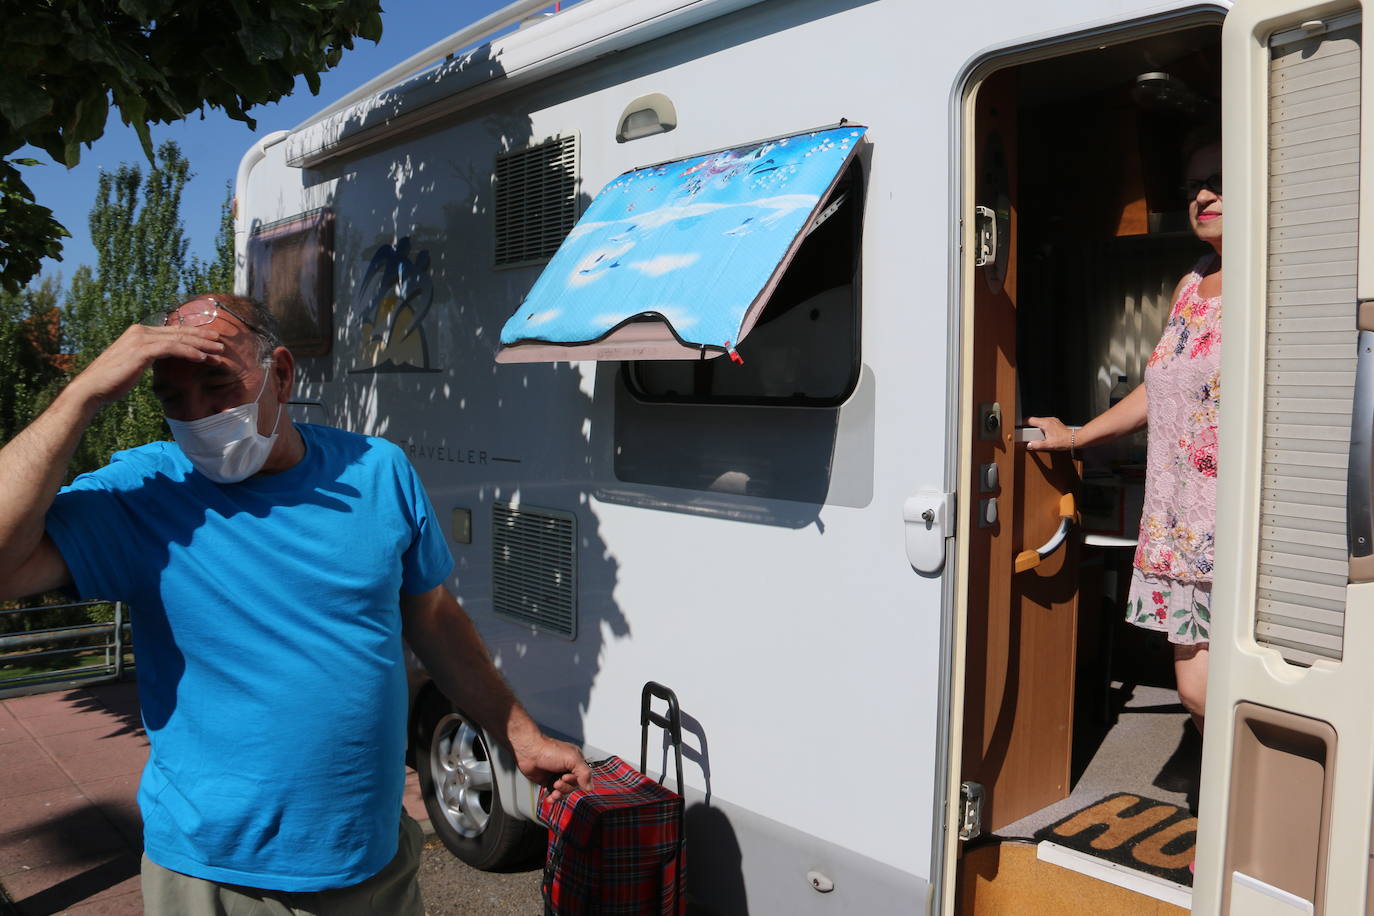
[166, 364, 284, 484]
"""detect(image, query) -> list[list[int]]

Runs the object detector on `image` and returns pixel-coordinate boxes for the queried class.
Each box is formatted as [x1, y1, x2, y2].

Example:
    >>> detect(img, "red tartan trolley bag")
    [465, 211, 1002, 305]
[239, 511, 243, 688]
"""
[539, 682, 687, 915]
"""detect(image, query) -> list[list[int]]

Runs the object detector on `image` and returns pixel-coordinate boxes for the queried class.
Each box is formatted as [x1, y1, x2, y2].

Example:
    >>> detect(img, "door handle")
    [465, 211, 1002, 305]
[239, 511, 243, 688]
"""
[1015, 493, 1077, 574]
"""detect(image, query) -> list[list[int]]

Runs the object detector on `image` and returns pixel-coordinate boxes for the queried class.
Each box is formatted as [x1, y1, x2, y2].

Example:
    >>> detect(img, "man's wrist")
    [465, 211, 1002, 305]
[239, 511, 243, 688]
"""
[52, 379, 105, 425]
[506, 707, 544, 754]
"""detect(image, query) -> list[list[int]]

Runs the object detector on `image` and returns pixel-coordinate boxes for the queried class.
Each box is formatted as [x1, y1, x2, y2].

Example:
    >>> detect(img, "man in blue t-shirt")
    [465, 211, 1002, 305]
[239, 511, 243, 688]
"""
[0, 294, 590, 913]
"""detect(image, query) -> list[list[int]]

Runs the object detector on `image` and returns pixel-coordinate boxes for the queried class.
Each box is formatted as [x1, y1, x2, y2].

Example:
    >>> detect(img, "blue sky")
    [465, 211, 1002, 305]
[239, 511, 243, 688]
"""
[22, 1, 549, 288]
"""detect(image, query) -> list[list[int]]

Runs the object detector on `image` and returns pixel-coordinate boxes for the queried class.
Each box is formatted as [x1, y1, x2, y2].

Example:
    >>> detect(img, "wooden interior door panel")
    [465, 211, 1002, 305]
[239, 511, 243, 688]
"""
[962, 68, 1082, 833]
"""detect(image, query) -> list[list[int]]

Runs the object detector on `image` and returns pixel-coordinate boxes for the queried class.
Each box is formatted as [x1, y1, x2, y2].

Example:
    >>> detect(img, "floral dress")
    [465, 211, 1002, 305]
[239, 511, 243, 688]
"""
[1125, 256, 1220, 645]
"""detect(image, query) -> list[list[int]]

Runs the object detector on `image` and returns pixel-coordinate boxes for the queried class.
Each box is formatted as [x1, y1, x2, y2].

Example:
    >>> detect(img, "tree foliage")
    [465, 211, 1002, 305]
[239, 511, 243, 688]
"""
[2, 141, 210, 629]
[0, 0, 383, 290]
[0, 160, 70, 295]
[185, 183, 236, 295]
[0, 276, 67, 443]
[67, 139, 196, 477]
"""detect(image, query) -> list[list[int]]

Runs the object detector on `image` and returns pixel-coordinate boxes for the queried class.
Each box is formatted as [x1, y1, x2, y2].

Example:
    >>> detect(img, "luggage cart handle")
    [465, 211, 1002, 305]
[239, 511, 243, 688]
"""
[640, 681, 685, 794]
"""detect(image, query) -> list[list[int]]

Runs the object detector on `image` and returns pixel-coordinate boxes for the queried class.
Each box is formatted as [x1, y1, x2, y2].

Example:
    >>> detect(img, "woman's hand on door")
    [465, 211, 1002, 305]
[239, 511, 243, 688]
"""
[1025, 416, 1073, 451]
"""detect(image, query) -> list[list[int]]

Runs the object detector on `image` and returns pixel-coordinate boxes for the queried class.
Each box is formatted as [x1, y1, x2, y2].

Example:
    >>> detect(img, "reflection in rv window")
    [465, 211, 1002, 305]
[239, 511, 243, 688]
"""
[247, 209, 335, 357]
[626, 162, 862, 406]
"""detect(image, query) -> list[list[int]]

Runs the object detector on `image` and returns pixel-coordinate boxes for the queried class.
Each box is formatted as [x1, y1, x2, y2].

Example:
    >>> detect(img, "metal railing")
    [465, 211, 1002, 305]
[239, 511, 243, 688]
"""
[0, 600, 132, 698]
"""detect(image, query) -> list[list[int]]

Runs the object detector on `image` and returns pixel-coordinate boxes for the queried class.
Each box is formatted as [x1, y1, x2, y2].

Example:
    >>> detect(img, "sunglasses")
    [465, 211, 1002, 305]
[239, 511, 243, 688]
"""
[151, 297, 265, 337]
[1181, 173, 1223, 200]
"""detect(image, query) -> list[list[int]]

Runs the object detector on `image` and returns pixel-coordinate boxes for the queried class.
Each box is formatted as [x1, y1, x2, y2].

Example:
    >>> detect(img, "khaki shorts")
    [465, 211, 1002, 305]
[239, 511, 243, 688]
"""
[140, 814, 425, 916]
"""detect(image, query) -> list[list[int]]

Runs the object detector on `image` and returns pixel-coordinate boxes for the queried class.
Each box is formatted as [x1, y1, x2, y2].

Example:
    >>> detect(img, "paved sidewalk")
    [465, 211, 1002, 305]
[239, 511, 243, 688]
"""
[0, 681, 428, 916]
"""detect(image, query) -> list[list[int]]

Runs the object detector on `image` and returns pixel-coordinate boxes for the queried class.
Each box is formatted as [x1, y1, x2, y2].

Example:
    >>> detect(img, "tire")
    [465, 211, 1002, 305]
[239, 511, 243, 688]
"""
[414, 690, 546, 870]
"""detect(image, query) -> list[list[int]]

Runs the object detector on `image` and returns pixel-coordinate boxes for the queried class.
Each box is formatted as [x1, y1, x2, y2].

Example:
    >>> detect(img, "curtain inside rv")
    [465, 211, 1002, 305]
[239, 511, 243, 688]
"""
[495, 124, 867, 364]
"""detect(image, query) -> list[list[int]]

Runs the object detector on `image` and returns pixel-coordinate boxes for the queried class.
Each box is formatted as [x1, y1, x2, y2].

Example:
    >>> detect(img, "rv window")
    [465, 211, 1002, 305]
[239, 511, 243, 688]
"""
[246, 209, 334, 357]
[625, 162, 862, 406]
[495, 125, 865, 367]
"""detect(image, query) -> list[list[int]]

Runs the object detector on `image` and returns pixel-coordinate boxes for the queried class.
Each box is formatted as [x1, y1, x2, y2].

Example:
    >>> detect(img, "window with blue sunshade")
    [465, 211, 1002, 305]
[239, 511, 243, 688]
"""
[495, 124, 867, 388]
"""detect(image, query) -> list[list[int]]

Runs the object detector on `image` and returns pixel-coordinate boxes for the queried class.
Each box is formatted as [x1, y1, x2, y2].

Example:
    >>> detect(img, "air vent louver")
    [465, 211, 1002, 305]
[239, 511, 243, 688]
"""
[491, 502, 576, 637]
[494, 135, 578, 268]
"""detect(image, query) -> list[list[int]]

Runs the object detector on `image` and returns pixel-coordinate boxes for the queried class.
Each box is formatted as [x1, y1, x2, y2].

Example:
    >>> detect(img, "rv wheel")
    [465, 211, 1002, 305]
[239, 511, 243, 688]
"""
[415, 692, 545, 870]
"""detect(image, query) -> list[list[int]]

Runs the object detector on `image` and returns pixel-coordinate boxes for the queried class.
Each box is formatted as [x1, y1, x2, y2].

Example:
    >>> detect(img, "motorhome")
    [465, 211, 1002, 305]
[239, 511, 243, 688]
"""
[235, 0, 1370, 912]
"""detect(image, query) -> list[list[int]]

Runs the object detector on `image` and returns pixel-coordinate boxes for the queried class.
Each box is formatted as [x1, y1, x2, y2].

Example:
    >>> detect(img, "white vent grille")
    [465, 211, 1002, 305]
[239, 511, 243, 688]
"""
[492, 503, 576, 637]
[494, 135, 578, 268]
[1258, 19, 1361, 665]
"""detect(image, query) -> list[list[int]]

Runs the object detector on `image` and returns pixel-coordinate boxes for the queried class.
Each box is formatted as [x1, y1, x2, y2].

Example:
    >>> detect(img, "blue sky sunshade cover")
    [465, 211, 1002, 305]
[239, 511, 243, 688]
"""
[495, 125, 867, 363]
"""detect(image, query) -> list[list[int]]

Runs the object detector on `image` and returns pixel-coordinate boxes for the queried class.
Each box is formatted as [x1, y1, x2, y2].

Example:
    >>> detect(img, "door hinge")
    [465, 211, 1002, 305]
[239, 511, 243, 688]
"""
[958, 781, 984, 841]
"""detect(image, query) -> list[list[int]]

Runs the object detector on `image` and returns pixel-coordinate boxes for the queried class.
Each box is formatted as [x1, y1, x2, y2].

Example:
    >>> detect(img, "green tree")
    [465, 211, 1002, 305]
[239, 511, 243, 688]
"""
[0, 275, 67, 442]
[0, 276, 97, 639]
[66, 140, 194, 477]
[185, 183, 236, 294]
[0, 0, 383, 292]
[0, 159, 69, 294]
[1, 141, 214, 652]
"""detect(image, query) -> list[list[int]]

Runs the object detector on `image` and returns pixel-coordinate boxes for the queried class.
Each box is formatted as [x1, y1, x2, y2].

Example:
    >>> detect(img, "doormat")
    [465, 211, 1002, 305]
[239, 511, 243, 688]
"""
[1034, 793, 1195, 886]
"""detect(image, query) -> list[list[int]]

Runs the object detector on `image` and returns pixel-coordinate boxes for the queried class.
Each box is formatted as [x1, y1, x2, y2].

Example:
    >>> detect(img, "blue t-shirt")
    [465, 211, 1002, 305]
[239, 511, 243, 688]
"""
[45, 423, 453, 890]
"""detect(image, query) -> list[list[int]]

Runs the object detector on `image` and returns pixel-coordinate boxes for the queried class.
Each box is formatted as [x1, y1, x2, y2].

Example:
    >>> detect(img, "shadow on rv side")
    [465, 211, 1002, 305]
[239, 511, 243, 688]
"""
[262, 42, 639, 878]
[255, 3, 895, 908]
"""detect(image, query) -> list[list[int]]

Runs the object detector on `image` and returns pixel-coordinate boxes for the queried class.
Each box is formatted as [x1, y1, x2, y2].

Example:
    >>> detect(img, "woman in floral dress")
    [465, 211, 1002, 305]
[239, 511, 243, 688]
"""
[1028, 138, 1221, 732]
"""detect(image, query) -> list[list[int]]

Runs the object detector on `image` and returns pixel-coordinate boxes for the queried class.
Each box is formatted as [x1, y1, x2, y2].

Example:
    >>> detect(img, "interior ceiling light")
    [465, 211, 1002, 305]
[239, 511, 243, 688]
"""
[1132, 71, 1214, 119]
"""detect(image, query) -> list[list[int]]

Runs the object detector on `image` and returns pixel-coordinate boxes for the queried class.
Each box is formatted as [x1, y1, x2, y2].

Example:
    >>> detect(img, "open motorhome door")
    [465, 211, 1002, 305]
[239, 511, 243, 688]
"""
[961, 68, 1082, 837]
[1199, 3, 1374, 913]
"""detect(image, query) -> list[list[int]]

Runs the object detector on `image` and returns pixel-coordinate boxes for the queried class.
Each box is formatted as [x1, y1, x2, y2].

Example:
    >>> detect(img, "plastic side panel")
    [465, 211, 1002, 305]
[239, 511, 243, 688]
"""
[501, 741, 932, 913]
[1232, 873, 1318, 915]
[653, 765, 931, 915]
[1203, 2, 1374, 914]
[1222, 704, 1335, 913]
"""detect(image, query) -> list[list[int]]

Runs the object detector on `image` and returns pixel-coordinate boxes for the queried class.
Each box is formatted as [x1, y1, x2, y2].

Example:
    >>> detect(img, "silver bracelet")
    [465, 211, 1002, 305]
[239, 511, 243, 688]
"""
[1070, 428, 1076, 459]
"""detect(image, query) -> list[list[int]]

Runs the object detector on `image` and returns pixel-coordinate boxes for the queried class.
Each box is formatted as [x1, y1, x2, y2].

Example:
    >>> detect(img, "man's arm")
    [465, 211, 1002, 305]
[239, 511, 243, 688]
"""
[401, 584, 592, 801]
[0, 322, 224, 600]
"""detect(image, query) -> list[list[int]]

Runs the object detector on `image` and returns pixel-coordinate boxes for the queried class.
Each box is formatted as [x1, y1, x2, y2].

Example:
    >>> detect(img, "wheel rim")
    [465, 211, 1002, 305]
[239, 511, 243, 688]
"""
[429, 711, 495, 838]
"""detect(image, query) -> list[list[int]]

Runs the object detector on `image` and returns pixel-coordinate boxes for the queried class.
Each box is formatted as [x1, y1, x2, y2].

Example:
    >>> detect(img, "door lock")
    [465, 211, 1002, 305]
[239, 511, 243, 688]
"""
[903, 491, 955, 575]
[979, 402, 1002, 441]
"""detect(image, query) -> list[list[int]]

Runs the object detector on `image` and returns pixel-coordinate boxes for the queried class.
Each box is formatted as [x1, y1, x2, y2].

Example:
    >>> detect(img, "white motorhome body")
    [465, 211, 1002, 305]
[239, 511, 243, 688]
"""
[237, 0, 1374, 912]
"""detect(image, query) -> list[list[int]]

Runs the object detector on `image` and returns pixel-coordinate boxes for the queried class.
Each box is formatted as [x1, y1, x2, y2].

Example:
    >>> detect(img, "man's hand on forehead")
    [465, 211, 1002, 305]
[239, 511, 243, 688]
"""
[66, 321, 227, 411]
